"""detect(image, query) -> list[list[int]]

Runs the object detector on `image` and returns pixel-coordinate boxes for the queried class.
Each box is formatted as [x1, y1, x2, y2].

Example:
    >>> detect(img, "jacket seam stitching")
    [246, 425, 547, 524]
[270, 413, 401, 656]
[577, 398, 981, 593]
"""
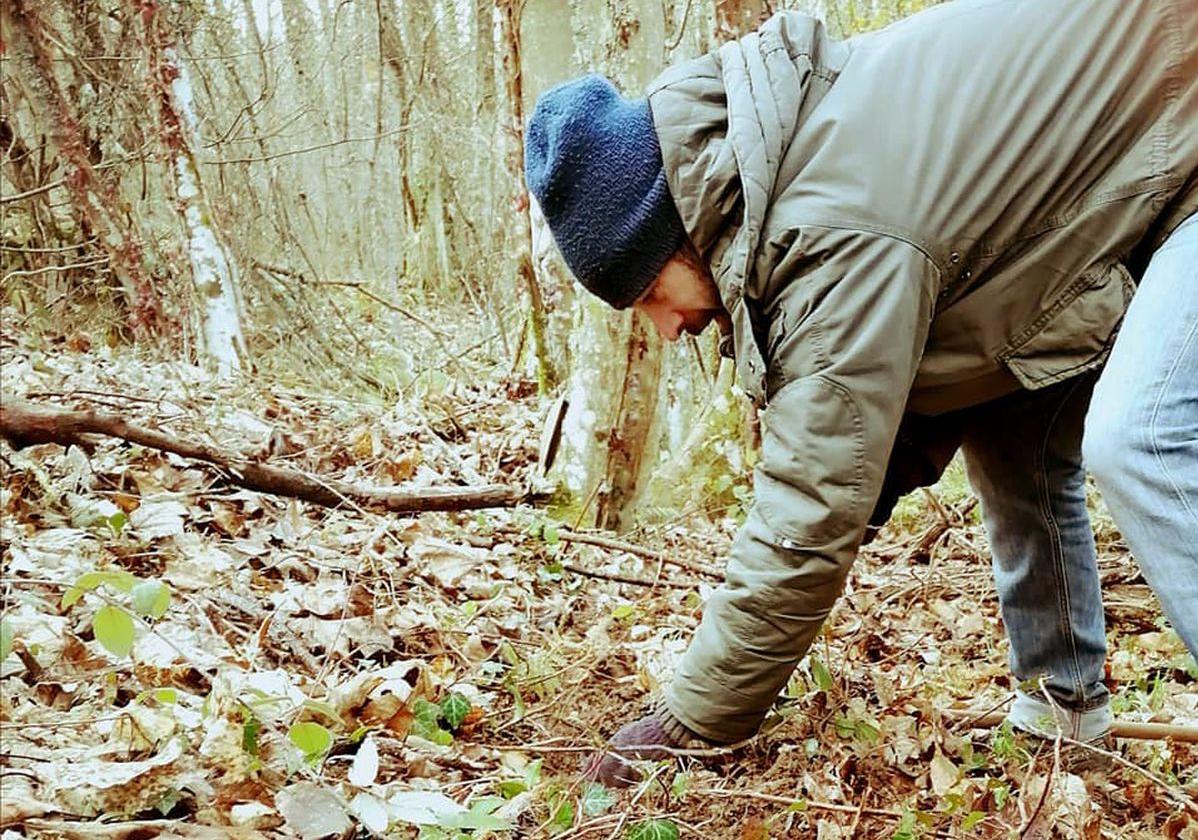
[785, 220, 942, 275]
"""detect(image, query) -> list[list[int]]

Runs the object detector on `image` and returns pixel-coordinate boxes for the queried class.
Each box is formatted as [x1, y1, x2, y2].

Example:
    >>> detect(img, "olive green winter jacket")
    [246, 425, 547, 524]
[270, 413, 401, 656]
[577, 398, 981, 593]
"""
[646, 0, 1198, 742]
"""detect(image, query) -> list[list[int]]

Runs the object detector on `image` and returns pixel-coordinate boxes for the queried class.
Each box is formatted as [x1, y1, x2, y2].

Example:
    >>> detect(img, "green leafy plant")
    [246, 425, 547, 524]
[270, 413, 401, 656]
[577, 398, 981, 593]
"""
[0, 616, 13, 662]
[92, 605, 135, 657]
[498, 758, 542, 799]
[240, 706, 262, 757]
[809, 657, 834, 693]
[288, 721, 333, 764]
[543, 784, 574, 833]
[580, 782, 614, 816]
[411, 697, 454, 745]
[60, 570, 173, 657]
[440, 692, 472, 731]
[627, 819, 679, 840]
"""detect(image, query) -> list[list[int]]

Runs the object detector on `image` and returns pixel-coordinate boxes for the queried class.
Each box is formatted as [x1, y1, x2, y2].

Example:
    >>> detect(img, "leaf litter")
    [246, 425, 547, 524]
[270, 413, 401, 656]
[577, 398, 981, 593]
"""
[1, 336, 1196, 839]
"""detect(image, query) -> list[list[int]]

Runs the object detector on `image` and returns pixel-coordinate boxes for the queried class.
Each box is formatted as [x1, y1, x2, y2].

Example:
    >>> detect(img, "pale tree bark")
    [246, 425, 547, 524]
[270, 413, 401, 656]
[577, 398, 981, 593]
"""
[543, 0, 668, 533]
[145, 11, 248, 375]
[714, 0, 770, 43]
[498, 0, 557, 393]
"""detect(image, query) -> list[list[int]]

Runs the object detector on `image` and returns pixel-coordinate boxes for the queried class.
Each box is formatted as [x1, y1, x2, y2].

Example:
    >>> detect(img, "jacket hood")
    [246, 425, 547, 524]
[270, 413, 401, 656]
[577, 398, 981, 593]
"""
[647, 14, 848, 399]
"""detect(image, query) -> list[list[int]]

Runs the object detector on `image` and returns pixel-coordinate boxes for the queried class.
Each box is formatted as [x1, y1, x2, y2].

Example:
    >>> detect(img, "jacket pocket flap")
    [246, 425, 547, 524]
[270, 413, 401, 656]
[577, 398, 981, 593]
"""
[1000, 263, 1134, 390]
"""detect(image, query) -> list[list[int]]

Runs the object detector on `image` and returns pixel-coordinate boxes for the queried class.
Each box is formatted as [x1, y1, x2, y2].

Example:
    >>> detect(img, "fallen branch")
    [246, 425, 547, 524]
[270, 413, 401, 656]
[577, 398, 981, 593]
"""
[942, 708, 1198, 743]
[0, 399, 542, 515]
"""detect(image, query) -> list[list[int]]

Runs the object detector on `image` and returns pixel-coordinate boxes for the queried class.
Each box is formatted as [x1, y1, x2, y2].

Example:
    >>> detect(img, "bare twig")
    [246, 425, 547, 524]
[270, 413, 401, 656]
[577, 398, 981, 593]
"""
[541, 526, 723, 580]
[941, 708, 1198, 742]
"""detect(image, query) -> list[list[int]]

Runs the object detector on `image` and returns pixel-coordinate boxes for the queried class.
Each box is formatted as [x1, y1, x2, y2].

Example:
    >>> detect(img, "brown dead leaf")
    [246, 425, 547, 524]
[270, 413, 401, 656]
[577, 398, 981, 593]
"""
[361, 694, 415, 736]
[378, 450, 421, 483]
[113, 492, 141, 514]
[210, 502, 246, 537]
[740, 817, 769, 840]
[1165, 812, 1198, 840]
[347, 581, 375, 617]
[351, 427, 377, 461]
[60, 632, 111, 673]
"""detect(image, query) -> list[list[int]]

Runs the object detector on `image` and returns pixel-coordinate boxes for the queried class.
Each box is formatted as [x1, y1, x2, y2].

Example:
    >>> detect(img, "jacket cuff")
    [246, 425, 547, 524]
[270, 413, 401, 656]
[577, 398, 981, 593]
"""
[648, 699, 703, 747]
[653, 698, 725, 747]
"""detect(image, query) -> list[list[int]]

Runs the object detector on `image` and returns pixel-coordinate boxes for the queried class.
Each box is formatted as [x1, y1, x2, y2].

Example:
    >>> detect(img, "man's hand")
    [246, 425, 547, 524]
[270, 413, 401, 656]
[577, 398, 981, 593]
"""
[582, 706, 700, 788]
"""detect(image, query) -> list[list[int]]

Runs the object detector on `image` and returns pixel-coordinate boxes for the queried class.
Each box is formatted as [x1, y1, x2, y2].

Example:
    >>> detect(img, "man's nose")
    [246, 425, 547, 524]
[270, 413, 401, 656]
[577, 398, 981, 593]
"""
[662, 313, 684, 342]
[647, 310, 682, 341]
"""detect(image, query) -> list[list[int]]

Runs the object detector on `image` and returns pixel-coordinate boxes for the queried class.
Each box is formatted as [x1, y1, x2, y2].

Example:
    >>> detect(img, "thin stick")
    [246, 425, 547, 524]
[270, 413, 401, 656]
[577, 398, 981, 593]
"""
[559, 563, 693, 590]
[941, 709, 1198, 743]
[551, 527, 723, 579]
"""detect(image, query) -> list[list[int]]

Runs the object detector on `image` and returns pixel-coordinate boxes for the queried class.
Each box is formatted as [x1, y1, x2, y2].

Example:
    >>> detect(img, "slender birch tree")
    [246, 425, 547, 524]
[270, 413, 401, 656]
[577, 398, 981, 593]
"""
[144, 10, 248, 375]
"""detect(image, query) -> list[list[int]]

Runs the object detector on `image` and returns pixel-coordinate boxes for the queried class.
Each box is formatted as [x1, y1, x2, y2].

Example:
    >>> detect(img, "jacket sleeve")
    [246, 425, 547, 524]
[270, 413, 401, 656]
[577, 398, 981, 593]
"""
[665, 231, 939, 742]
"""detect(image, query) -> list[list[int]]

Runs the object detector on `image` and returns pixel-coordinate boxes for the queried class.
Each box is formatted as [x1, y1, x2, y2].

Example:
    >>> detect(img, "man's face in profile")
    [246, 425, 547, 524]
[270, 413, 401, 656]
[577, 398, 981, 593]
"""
[633, 255, 730, 341]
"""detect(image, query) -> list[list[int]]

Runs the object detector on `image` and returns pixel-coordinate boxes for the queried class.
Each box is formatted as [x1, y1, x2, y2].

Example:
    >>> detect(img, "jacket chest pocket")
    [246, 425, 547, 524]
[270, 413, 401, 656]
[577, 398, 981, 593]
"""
[999, 262, 1135, 390]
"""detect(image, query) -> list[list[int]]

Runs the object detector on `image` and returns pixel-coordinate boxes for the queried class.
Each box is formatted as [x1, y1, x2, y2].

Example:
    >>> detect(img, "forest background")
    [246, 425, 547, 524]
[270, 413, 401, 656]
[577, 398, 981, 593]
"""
[2, 0, 1196, 838]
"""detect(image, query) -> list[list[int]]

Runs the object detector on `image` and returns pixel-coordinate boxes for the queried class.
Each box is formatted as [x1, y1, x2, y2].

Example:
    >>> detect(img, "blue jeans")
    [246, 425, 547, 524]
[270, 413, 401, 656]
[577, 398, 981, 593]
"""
[960, 372, 1112, 740]
[1085, 212, 1198, 660]
[957, 212, 1198, 740]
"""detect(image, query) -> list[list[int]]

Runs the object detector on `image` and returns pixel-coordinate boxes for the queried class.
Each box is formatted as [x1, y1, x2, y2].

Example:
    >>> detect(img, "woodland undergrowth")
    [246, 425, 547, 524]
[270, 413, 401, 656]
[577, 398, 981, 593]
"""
[1, 311, 1196, 840]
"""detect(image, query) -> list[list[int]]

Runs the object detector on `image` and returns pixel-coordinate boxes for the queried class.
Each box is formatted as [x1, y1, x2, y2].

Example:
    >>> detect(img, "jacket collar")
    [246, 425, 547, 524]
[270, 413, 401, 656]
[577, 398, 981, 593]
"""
[648, 14, 846, 403]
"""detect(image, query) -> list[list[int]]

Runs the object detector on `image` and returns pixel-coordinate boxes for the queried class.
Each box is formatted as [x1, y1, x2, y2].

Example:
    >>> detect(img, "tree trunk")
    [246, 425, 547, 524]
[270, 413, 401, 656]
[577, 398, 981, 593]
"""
[594, 313, 665, 531]
[544, 0, 667, 533]
[144, 11, 249, 375]
[7, 0, 163, 336]
[497, 0, 557, 394]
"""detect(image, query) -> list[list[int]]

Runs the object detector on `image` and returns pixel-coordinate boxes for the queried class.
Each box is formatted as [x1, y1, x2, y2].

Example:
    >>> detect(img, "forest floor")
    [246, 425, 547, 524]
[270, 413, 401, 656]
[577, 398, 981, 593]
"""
[1, 327, 1197, 840]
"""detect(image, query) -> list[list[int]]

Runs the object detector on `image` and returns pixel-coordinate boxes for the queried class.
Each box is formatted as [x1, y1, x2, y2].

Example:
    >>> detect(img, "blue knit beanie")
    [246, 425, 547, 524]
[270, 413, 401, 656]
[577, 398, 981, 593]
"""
[525, 75, 686, 309]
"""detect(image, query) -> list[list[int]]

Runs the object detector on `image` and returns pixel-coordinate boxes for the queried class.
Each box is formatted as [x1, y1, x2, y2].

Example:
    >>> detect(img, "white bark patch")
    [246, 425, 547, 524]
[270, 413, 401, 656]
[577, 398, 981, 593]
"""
[166, 47, 247, 377]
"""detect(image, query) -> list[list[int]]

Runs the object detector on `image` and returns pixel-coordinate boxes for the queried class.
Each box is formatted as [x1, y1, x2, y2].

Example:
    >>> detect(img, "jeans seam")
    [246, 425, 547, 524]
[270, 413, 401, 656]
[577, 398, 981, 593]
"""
[1148, 315, 1198, 527]
[1036, 377, 1089, 703]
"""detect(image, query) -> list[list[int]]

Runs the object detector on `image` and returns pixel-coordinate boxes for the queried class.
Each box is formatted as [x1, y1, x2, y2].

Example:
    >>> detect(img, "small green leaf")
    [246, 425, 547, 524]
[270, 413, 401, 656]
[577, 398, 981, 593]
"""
[410, 697, 455, 744]
[440, 693, 472, 731]
[786, 799, 808, 813]
[63, 570, 138, 609]
[611, 604, 635, 621]
[153, 688, 178, 705]
[498, 779, 527, 798]
[810, 657, 834, 692]
[92, 605, 135, 657]
[626, 819, 679, 840]
[892, 811, 918, 840]
[242, 715, 261, 756]
[581, 782, 614, 816]
[98, 570, 137, 593]
[962, 811, 986, 830]
[131, 580, 171, 619]
[548, 794, 573, 830]
[542, 521, 559, 546]
[0, 617, 13, 662]
[107, 511, 128, 536]
[288, 722, 333, 760]
[444, 797, 511, 831]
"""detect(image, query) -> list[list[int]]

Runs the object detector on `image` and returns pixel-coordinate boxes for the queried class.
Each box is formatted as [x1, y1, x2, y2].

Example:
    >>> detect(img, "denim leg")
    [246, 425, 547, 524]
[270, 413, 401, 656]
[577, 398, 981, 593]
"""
[961, 373, 1110, 733]
[1084, 213, 1198, 660]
